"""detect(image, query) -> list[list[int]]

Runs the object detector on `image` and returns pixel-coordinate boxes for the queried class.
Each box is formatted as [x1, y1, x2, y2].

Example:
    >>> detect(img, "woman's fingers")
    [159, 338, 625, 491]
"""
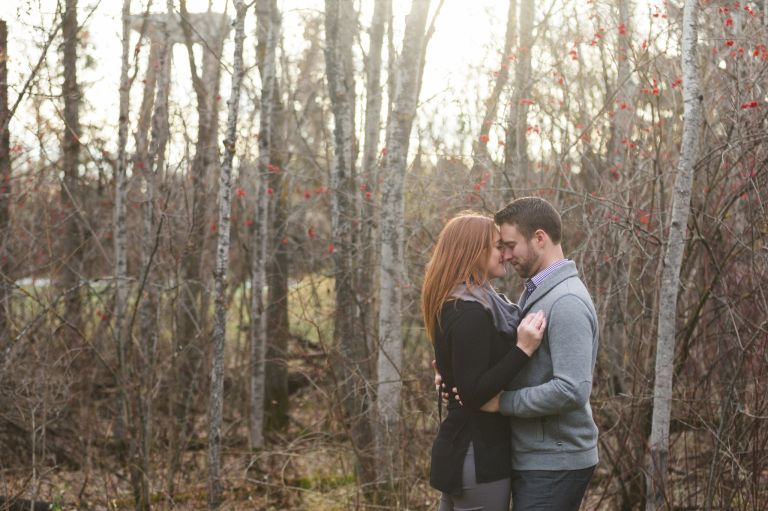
[522, 311, 545, 328]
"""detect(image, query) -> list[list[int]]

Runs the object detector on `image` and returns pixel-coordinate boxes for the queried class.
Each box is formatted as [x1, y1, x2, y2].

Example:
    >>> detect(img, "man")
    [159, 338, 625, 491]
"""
[440, 197, 599, 510]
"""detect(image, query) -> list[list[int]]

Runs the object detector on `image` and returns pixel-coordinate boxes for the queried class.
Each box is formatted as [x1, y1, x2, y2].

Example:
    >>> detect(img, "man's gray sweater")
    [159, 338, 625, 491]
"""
[499, 260, 599, 471]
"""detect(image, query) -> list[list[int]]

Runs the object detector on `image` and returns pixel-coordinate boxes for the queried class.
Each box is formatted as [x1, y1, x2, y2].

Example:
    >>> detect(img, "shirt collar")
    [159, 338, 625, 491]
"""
[525, 258, 570, 292]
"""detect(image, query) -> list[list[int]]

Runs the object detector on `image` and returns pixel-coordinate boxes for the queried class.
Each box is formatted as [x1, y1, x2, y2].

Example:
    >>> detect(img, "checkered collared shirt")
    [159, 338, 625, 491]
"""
[520, 258, 571, 308]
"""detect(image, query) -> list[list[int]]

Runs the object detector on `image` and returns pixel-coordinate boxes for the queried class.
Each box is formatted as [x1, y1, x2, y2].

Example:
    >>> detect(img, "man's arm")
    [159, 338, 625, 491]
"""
[499, 295, 595, 418]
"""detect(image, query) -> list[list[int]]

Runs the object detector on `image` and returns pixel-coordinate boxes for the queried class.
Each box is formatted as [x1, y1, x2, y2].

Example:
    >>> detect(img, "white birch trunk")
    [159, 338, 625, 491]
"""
[645, 0, 702, 508]
[376, 0, 430, 491]
[113, 0, 131, 446]
[603, 0, 632, 396]
[208, 3, 247, 507]
[0, 21, 9, 340]
[359, 0, 387, 359]
[505, 0, 533, 182]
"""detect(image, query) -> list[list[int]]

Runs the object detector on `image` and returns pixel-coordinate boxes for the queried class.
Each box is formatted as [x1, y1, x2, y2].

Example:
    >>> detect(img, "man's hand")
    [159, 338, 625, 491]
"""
[480, 392, 501, 412]
[432, 360, 462, 406]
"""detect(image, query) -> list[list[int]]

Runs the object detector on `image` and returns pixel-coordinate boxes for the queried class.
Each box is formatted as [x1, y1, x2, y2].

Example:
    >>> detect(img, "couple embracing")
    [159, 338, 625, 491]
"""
[422, 197, 599, 510]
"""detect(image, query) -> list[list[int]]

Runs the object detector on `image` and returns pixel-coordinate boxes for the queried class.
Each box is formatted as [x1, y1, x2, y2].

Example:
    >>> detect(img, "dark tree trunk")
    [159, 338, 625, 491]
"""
[255, 0, 290, 433]
[60, 0, 82, 336]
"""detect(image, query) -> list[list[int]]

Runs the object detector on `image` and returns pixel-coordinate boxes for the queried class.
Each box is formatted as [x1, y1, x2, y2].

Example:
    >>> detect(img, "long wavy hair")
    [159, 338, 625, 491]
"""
[421, 214, 498, 343]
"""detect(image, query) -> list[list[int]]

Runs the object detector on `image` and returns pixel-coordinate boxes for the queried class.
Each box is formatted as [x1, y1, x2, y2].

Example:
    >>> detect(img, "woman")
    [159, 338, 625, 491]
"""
[422, 213, 546, 511]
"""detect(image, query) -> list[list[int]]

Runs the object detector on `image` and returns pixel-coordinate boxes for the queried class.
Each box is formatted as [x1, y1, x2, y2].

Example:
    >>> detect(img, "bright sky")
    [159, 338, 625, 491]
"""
[0, 0, 507, 163]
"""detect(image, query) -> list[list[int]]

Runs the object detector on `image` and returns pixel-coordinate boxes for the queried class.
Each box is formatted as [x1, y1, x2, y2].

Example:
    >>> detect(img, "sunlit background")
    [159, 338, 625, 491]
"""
[0, 0, 691, 172]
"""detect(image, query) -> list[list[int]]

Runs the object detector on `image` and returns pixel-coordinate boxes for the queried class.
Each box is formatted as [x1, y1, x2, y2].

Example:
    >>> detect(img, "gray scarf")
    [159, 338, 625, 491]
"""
[450, 282, 521, 336]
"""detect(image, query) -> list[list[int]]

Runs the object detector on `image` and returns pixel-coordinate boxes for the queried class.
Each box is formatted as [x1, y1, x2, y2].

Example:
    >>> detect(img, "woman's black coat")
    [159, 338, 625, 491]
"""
[429, 299, 529, 496]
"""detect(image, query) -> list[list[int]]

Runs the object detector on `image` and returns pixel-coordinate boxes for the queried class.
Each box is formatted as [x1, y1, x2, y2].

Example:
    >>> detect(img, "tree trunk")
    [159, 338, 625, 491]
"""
[324, 0, 377, 495]
[504, 0, 533, 183]
[60, 0, 82, 336]
[138, 27, 172, 511]
[116, 3, 150, 510]
[0, 20, 11, 342]
[472, 0, 515, 195]
[248, 173, 269, 449]
[645, 0, 702, 508]
[359, 0, 388, 362]
[168, 3, 229, 494]
[602, 0, 632, 400]
[254, 0, 290, 433]
[113, 0, 131, 444]
[607, 0, 632, 165]
[376, 0, 430, 497]
[249, 0, 281, 449]
[208, 2, 246, 508]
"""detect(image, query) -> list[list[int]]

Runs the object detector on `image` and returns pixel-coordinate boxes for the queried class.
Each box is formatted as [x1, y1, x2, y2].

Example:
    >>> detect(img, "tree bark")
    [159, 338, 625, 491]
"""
[254, 0, 290, 433]
[0, 20, 11, 342]
[208, 2, 247, 508]
[504, 0, 533, 182]
[113, 0, 131, 440]
[645, 0, 702, 508]
[324, 0, 377, 494]
[602, 0, 632, 400]
[168, 3, 229, 496]
[376, 0, 430, 496]
[359, 0, 388, 362]
[472, 0, 515, 195]
[248, 175, 269, 448]
[60, 0, 82, 336]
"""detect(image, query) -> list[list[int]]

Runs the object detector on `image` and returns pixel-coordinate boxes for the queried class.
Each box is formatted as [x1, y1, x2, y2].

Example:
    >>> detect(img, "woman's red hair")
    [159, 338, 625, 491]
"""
[421, 214, 497, 343]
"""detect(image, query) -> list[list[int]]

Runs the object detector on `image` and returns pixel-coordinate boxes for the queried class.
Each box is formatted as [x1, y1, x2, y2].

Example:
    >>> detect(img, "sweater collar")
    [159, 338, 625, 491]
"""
[519, 260, 579, 312]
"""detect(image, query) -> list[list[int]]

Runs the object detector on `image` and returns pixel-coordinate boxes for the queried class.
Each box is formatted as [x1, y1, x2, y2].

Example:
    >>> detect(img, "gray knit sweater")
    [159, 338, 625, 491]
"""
[499, 260, 599, 471]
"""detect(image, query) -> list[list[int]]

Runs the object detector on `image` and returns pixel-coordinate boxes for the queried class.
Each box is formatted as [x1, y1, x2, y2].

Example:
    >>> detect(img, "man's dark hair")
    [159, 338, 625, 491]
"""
[494, 196, 562, 244]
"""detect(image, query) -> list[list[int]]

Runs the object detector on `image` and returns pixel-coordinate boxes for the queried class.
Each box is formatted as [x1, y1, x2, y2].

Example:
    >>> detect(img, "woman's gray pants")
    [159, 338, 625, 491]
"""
[438, 443, 511, 511]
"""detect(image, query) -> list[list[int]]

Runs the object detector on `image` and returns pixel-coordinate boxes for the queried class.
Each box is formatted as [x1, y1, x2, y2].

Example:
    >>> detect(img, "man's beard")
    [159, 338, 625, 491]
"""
[513, 250, 538, 279]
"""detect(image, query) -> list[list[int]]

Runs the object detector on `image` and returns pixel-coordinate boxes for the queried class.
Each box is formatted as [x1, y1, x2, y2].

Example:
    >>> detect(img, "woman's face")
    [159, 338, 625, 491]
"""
[485, 230, 507, 279]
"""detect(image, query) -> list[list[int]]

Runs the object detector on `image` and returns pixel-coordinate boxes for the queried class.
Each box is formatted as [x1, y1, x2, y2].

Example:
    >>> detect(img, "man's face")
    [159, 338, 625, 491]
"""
[499, 223, 541, 279]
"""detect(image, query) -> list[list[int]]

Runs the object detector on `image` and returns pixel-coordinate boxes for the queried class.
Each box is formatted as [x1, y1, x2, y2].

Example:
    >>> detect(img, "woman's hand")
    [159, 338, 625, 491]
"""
[516, 310, 546, 356]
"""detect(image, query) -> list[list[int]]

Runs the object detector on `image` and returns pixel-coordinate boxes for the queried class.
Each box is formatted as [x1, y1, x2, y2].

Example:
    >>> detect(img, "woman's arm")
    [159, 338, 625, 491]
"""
[449, 304, 529, 410]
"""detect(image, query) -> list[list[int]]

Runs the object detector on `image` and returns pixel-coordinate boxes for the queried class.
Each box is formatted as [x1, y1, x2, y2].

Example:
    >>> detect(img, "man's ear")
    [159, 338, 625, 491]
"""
[534, 229, 549, 247]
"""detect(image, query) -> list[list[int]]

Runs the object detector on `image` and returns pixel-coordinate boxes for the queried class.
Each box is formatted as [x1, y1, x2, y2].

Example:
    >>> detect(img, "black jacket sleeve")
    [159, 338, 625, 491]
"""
[448, 304, 529, 410]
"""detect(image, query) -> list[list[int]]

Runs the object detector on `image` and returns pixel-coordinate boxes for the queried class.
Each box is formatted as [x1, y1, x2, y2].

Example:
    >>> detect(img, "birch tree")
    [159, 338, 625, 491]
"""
[324, 0, 376, 492]
[376, 0, 430, 494]
[208, 3, 247, 507]
[359, 0, 388, 358]
[505, 0, 534, 182]
[113, 0, 131, 448]
[208, 0, 246, 509]
[60, 0, 82, 335]
[0, 20, 10, 341]
[602, 0, 632, 398]
[169, 5, 229, 492]
[646, 0, 702, 507]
